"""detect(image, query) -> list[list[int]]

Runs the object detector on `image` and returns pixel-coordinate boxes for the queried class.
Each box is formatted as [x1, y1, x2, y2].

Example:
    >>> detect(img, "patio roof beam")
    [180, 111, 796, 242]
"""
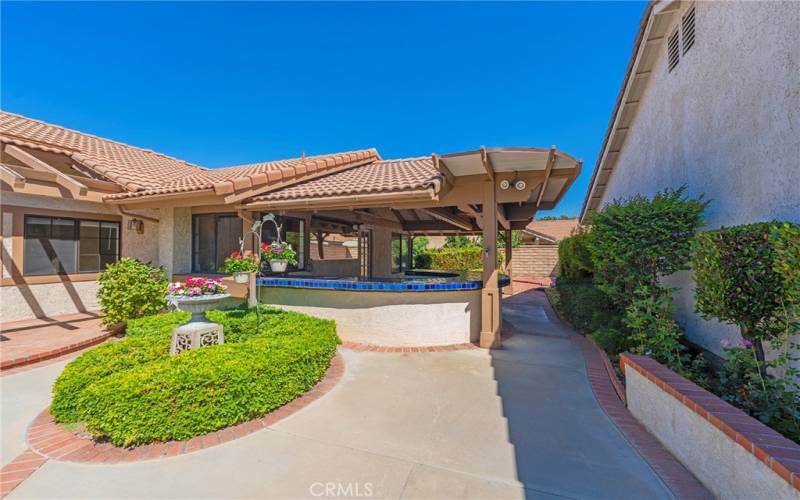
[480, 146, 494, 179]
[457, 204, 483, 229]
[312, 209, 404, 233]
[432, 153, 455, 187]
[402, 221, 480, 233]
[0, 164, 26, 189]
[420, 208, 473, 232]
[4, 144, 88, 197]
[497, 205, 510, 230]
[536, 146, 557, 208]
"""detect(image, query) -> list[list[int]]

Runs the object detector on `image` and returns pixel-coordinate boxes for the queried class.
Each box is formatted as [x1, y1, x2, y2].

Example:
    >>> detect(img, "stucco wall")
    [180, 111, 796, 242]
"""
[260, 287, 481, 346]
[121, 209, 159, 265]
[597, 1, 800, 357]
[625, 366, 799, 499]
[369, 226, 397, 279]
[308, 258, 360, 277]
[158, 207, 191, 277]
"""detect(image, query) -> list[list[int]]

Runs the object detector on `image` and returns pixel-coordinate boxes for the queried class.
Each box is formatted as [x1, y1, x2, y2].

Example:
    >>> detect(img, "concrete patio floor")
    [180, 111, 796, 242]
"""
[3, 289, 681, 499]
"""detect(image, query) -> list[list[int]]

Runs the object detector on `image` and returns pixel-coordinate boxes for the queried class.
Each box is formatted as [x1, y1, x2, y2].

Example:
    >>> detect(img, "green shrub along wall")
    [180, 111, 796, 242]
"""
[51, 307, 339, 447]
[558, 229, 594, 279]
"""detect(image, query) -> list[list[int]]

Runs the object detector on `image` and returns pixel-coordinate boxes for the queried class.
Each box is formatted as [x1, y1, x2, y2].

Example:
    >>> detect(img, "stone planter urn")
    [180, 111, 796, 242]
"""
[269, 260, 288, 273]
[232, 272, 250, 284]
[168, 293, 230, 355]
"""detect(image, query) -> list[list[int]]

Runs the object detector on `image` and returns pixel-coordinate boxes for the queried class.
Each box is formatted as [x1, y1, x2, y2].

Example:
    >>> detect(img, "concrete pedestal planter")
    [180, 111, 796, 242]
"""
[269, 260, 288, 273]
[168, 293, 230, 355]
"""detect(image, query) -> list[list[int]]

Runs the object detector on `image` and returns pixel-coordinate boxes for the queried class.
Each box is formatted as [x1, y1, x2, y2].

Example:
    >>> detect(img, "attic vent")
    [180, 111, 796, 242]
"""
[682, 6, 696, 54]
[667, 28, 680, 72]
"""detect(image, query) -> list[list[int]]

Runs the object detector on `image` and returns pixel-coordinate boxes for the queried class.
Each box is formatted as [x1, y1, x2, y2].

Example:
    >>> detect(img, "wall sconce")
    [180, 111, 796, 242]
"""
[499, 179, 511, 190]
[514, 180, 527, 191]
[128, 218, 144, 234]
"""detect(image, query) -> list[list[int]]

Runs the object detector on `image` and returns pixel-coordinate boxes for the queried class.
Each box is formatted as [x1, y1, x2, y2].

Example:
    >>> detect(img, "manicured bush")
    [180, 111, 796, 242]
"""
[51, 307, 338, 446]
[558, 228, 593, 278]
[97, 258, 169, 328]
[413, 252, 433, 270]
[693, 221, 800, 362]
[547, 279, 621, 334]
[589, 186, 708, 308]
[428, 246, 483, 272]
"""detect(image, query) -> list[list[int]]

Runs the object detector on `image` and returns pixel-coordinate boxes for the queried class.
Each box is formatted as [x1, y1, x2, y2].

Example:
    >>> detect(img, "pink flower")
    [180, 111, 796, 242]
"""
[738, 338, 753, 348]
[720, 339, 731, 349]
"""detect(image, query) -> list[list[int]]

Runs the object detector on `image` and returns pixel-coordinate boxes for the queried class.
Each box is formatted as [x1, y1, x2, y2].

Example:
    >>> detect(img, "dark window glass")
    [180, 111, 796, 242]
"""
[24, 216, 119, 276]
[260, 214, 304, 272]
[192, 214, 242, 273]
[391, 233, 407, 274]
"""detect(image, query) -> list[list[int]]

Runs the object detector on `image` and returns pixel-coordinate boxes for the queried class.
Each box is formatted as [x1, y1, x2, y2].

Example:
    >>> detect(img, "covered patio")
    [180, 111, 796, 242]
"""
[112, 146, 582, 348]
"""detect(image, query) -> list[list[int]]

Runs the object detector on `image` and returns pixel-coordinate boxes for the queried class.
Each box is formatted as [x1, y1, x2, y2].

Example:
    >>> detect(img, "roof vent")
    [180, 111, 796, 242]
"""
[682, 6, 696, 54]
[667, 28, 680, 72]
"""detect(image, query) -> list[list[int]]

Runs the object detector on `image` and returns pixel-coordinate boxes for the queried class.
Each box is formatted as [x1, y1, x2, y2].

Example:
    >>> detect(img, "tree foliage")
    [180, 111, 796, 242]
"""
[589, 186, 708, 308]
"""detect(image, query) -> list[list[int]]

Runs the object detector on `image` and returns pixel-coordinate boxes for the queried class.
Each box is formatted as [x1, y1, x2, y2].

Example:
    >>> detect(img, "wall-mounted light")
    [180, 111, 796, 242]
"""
[514, 180, 527, 191]
[499, 179, 511, 190]
[127, 218, 144, 234]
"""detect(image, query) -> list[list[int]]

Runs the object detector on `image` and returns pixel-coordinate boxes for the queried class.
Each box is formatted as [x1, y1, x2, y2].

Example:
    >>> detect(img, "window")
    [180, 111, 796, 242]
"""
[667, 28, 680, 72]
[682, 6, 695, 54]
[192, 214, 243, 273]
[260, 214, 305, 272]
[391, 233, 408, 274]
[23, 216, 120, 276]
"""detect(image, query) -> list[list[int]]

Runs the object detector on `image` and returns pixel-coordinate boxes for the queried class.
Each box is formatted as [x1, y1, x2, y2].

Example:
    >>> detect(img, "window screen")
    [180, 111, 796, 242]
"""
[23, 216, 120, 276]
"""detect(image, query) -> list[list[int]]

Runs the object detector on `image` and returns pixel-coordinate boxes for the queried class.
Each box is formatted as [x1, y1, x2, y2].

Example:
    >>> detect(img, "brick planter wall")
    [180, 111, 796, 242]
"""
[621, 354, 800, 499]
[510, 244, 559, 277]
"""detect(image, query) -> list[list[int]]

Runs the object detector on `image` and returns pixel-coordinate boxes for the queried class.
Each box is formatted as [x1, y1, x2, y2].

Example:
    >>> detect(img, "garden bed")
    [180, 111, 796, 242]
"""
[50, 306, 339, 447]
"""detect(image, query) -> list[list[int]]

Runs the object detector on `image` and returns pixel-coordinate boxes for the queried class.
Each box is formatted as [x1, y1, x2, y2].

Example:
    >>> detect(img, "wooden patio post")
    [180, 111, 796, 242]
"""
[406, 235, 414, 271]
[504, 229, 513, 295]
[480, 178, 501, 349]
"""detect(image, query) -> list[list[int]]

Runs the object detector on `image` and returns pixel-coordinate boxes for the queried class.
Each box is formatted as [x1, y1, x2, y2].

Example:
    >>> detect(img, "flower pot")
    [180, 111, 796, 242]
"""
[233, 272, 250, 284]
[167, 293, 231, 323]
[269, 260, 288, 273]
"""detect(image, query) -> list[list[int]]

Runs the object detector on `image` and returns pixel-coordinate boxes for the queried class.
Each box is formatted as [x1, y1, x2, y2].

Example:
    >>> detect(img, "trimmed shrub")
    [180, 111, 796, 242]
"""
[693, 221, 800, 362]
[558, 228, 593, 278]
[51, 307, 338, 446]
[97, 258, 168, 327]
[548, 278, 620, 334]
[428, 246, 483, 272]
[413, 252, 433, 270]
[589, 186, 708, 308]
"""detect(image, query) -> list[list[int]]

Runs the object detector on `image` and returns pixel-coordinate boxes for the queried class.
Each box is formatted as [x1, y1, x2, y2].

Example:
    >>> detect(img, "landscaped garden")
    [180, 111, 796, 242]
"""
[547, 186, 800, 442]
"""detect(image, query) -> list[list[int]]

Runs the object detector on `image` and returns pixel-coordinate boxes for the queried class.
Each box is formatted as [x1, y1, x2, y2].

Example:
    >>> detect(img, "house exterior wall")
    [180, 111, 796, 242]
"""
[510, 244, 559, 277]
[0, 192, 159, 321]
[597, 1, 800, 358]
[158, 207, 191, 278]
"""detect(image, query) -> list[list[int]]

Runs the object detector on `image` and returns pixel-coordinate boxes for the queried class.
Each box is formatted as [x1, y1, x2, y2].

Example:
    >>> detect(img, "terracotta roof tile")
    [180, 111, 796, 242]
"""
[523, 219, 581, 242]
[252, 157, 442, 202]
[0, 111, 380, 201]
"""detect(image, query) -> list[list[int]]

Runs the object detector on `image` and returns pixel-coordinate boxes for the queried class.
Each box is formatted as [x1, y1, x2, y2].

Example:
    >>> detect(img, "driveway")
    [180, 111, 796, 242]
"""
[4, 289, 680, 499]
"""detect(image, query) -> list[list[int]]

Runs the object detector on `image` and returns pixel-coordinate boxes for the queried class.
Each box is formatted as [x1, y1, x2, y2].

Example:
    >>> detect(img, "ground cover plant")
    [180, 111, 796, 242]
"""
[51, 306, 339, 447]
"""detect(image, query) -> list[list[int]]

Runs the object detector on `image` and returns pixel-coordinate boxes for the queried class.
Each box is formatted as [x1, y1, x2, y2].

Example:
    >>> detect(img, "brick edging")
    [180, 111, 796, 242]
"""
[0, 332, 113, 372]
[339, 341, 477, 353]
[0, 449, 48, 498]
[541, 291, 712, 499]
[26, 351, 345, 464]
[621, 353, 800, 491]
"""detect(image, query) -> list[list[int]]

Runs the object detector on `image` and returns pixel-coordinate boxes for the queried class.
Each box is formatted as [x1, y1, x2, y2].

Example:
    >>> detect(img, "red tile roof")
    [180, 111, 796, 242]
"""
[252, 157, 442, 202]
[522, 219, 580, 242]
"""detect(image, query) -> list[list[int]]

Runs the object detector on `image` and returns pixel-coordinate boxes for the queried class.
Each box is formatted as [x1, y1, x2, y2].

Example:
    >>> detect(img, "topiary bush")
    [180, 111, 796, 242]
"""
[693, 221, 800, 363]
[558, 227, 593, 278]
[97, 258, 169, 328]
[51, 307, 338, 447]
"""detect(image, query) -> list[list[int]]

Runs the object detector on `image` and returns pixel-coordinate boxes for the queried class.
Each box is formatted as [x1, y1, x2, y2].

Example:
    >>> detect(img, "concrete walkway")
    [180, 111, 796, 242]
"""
[4, 290, 677, 499]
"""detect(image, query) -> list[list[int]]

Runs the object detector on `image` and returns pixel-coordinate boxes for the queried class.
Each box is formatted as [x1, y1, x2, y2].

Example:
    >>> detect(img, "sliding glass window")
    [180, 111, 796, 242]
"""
[23, 216, 120, 276]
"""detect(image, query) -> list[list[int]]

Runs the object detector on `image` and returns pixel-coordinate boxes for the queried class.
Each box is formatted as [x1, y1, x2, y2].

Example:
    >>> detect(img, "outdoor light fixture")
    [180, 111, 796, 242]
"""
[127, 218, 144, 234]
[514, 180, 527, 191]
[499, 179, 511, 190]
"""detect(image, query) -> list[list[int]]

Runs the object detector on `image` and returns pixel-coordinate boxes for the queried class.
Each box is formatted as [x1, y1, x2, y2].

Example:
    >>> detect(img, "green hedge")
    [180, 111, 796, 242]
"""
[558, 228, 593, 278]
[51, 307, 338, 446]
[427, 246, 483, 272]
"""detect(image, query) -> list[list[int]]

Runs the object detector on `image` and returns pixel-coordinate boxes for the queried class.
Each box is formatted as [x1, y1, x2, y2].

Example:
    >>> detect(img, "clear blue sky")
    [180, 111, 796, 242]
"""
[1, 1, 644, 218]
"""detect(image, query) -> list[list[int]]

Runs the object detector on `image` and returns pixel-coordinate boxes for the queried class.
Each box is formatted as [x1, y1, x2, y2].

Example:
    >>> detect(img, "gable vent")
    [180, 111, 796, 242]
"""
[682, 6, 696, 54]
[667, 28, 680, 72]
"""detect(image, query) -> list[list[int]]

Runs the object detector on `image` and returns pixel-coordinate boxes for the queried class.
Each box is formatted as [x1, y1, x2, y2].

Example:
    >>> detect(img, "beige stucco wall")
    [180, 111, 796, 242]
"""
[597, 1, 800, 358]
[511, 244, 559, 277]
[369, 226, 398, 279]
[308, 258, 360, 277]
[260, 287, 481, 346]
[0, 280, 100, 322]
[121, 208, 159, 265]
[158, 207, 191, 277]
[625, 366, 799, 499]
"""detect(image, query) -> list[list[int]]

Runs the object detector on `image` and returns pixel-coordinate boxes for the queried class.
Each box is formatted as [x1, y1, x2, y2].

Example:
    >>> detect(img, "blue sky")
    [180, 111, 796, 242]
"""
[2, 1, 644, 217]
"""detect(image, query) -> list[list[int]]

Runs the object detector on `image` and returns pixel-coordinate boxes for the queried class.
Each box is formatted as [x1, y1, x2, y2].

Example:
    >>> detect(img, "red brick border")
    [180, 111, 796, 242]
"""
[0, 450, 48, 498]
[541, 291, 712, 499]
[339, 341, 477, 353]
[621, 353, 800, 491]
[26, 351, 344, 464]
[0, 331, 113, 373]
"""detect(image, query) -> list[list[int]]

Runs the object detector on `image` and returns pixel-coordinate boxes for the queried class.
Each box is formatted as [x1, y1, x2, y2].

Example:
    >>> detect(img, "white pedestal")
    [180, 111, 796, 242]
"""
[170, 321, 225, 355]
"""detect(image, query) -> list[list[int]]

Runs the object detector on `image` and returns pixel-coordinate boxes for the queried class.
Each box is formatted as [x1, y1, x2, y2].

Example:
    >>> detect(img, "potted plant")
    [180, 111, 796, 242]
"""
[166, 277, 230, 322]
[260, 241, 297, 273]
[224, 250, 260, 283]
